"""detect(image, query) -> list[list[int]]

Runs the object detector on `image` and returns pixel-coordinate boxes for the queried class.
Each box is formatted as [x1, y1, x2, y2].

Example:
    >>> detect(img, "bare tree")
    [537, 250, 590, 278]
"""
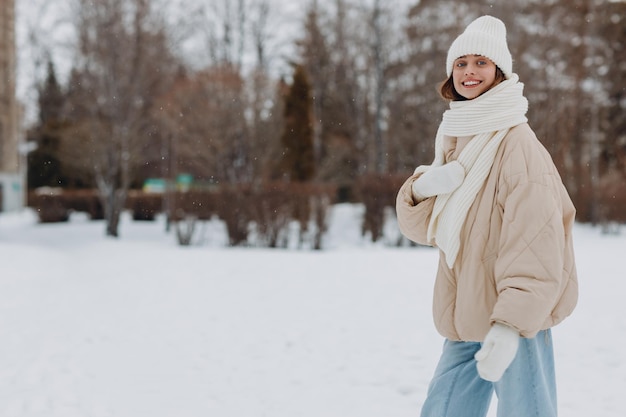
[370, 0, 387, 174]
[298, 1, 331, 171]
[193, 0, 248, 69]
[157, 65, 252, 185]
[386, 0, 468, 173]
[364, 0, 403, 174]
[63, 0, 180, 237]
[297, 0, 368, 190]
[247, 0, 284, 182]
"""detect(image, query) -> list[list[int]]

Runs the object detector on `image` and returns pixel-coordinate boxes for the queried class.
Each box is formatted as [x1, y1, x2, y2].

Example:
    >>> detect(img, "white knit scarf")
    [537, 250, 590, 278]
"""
[414, 73, 529, 268]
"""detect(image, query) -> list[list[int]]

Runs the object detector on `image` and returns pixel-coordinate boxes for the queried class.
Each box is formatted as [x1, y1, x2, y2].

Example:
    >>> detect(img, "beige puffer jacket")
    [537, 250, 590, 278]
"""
[396, 123, 578, 341]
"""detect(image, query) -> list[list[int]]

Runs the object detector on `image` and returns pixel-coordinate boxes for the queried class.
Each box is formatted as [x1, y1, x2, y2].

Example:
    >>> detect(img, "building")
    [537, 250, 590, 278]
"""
[0, 0, 23, 211]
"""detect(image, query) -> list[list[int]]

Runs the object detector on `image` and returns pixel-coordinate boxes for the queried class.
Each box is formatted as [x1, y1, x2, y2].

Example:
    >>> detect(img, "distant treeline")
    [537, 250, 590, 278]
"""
[25, 0, 625, 237]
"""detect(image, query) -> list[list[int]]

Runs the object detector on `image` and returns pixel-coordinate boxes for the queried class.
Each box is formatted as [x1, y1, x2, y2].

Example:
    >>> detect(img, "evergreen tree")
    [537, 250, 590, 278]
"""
[27, 61, 65, 189]
[279, 64, 315, 182]
[38, 61, 64, 125]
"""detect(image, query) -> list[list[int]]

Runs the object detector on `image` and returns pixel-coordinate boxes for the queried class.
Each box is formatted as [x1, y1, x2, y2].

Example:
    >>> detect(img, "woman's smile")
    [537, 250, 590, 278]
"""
[453, 55, 497, 99]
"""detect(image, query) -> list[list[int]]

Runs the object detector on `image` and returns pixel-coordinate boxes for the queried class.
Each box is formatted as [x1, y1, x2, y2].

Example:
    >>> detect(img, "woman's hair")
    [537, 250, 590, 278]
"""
[438, 66, 506, 101]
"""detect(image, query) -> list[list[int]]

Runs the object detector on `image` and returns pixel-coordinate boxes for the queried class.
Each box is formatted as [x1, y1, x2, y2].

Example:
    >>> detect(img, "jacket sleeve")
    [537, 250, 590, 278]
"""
[395, 173, 436, 246]
[490, 169, 568, 338]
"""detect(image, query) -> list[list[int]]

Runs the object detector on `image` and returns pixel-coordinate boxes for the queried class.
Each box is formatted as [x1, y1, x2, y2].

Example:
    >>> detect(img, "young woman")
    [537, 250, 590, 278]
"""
[395, 16, 578, 417]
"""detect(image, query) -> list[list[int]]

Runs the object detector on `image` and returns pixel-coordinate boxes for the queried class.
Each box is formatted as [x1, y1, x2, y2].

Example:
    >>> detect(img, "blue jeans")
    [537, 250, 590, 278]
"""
[420, 330, 557, 417]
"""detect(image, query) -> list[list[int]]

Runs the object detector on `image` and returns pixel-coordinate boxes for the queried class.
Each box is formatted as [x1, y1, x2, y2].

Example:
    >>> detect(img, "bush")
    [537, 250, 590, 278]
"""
[246, 182, 336, 249]
[215, 184, 254, 246]
[29, 189, 69, 223]
[355, 174, 407, 243]
[210, 182, 335, 248]
[170, 191, 218, 221]
[291, 183, 335, 250]
[251, 182, 294, 248]
[64, 189, 103, 220]
[24, 182, 337, 249]
[597, 171, 626, 229]
[127, 191, 163, 221]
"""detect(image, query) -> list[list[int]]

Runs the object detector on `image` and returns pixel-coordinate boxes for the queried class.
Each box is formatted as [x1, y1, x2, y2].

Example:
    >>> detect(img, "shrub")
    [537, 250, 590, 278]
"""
[215, 184, 253, 246]
[29, 189, 69, 223]
[355, 174, 407, 243]
[169, 191, 217, 221]
[127, 191, 163, 221]
[25, 183, 337, 248]
[65, 189, 103, 220]
[251, 182, 293, 248]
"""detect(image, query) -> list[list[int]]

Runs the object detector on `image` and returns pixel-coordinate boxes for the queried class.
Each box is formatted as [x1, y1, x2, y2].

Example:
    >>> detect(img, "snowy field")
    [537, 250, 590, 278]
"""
[0, 204, 624, 417]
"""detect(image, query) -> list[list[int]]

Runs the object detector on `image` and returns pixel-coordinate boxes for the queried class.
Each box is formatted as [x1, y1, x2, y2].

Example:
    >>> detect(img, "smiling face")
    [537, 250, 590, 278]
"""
[452, 55, 497, 100]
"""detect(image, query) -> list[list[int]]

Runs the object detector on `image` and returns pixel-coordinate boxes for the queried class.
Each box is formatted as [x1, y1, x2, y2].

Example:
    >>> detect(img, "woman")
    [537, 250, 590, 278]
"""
[395, 15, 578, 417]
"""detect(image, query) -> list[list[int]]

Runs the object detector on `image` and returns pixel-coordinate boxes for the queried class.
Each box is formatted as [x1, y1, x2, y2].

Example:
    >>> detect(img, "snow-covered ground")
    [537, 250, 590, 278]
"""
[0, 204, 624, 417]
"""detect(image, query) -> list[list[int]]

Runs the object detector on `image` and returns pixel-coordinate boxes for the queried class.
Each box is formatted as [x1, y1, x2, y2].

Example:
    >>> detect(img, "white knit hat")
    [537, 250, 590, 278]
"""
[446, 15, 512, 79]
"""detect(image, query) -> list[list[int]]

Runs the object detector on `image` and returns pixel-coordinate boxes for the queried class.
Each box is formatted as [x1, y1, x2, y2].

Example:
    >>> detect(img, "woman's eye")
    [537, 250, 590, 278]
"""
[456, 62, 466, 67]
[478, 60, 487, 65]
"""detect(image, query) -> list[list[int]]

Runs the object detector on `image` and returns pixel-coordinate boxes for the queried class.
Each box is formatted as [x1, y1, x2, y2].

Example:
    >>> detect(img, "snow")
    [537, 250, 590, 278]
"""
[0, 204, 624, 417]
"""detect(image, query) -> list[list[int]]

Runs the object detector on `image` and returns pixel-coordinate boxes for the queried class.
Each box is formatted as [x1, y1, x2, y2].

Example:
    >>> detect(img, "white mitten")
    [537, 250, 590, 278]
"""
[412, 161, 465, 201]
[475, 322, 520, 382]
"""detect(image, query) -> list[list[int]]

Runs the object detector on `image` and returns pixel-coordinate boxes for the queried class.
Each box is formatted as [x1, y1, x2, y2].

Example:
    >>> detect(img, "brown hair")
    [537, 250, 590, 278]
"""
[438, 67, 507, 101]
